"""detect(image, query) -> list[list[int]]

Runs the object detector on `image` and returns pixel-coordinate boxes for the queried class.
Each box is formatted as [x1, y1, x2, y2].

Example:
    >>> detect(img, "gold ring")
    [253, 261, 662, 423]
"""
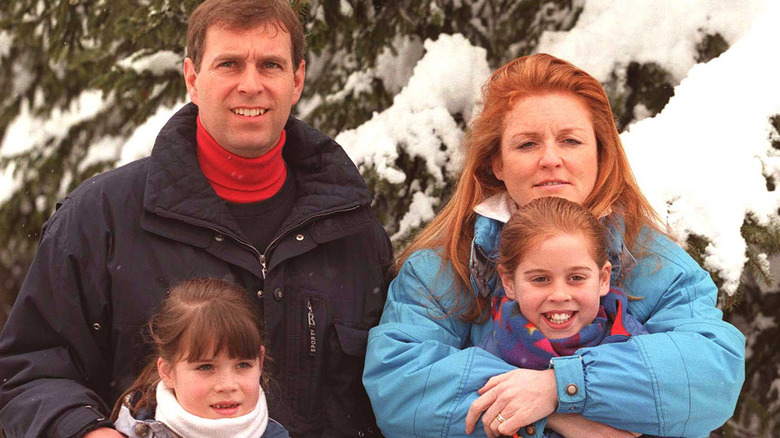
[496, 413, 506, 424]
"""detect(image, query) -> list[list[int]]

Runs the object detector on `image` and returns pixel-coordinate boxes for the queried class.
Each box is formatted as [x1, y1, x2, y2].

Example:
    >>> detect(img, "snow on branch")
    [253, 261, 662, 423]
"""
[620, 0, 780, 294]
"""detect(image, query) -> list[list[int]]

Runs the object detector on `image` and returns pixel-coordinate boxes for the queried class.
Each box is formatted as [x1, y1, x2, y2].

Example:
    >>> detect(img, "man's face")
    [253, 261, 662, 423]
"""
[183, 22, 305, 158]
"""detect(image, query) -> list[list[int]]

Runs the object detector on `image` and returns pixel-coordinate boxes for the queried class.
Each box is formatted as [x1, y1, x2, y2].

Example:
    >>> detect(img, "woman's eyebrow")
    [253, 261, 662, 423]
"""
[557, 127, 589, 135]
[507, 131, 539, 141]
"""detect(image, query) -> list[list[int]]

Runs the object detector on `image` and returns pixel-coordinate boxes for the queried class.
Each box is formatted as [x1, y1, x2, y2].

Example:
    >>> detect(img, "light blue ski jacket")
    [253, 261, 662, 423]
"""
[364, 212, 745, 438]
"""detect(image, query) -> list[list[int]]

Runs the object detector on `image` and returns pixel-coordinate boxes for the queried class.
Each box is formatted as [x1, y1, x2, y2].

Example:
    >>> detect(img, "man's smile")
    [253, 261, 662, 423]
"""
[231, 107, 268, 116]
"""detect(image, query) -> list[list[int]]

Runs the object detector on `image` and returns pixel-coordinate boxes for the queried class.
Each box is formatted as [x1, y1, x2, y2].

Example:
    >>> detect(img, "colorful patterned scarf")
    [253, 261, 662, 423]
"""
[484, 286, 648, 370]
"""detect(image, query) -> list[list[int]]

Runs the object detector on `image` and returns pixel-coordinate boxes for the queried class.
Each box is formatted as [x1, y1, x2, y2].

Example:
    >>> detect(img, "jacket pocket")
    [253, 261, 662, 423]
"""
[334, 323, 368, 356]
[322, 324, 379, 437]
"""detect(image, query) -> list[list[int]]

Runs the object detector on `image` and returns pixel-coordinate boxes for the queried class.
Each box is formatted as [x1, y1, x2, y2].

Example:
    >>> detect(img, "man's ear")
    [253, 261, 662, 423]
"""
[599, 261, 612, 297]
[499, 268, 517, 300]
[157, 357, 176, 389]
[183, 58, 199, 105]
[291, 59, 306, 106]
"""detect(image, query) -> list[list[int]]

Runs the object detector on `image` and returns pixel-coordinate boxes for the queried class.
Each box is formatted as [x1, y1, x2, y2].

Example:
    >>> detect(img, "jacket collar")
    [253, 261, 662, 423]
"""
[469, 193, 511, 298]
[471, 192, 514, 262]
[603, 215, 637, 285]
[473, 192, 516, 223]
[142, 103, 372, 239]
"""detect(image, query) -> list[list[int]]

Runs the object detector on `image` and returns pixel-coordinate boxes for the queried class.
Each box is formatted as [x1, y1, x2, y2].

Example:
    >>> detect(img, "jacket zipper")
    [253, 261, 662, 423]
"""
[307, 299, 317, 356]
[259, 203, 362, 279]
[204, 225, 264, 263]
[155, 203, 363, 280]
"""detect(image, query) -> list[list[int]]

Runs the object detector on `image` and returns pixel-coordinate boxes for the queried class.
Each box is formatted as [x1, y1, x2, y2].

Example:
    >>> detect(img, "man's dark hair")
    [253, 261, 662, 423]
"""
[187, 0, 306, 72]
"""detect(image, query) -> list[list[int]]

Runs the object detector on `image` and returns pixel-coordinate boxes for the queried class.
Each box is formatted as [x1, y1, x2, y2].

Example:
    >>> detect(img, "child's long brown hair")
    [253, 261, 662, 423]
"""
[110, 277, 265, 420]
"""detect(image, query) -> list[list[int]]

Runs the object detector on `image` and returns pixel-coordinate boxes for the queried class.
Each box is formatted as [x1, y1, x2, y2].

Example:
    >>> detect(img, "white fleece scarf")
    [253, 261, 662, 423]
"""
[155, 381, 268, 438]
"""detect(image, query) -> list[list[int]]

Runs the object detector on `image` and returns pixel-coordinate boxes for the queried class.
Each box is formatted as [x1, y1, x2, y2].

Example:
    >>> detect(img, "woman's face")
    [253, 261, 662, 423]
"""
[493, 92, 598, 207]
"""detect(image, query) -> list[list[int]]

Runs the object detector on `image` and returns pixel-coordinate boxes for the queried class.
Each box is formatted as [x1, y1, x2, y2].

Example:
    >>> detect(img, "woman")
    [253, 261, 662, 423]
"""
[363, 54, 745, 438]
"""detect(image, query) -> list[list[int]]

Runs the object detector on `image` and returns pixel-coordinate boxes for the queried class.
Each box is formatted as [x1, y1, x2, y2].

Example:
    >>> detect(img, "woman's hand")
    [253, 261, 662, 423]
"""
[465, 368, 558, 437]
[547, 413, 641, 438]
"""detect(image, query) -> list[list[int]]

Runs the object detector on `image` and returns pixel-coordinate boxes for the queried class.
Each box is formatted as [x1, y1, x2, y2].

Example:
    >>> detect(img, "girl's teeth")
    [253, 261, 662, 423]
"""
[546, 313, 572, 324]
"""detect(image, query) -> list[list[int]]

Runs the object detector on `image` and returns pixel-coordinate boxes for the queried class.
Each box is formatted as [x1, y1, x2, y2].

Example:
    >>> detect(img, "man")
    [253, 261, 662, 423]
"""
[0, 0, 392, 436]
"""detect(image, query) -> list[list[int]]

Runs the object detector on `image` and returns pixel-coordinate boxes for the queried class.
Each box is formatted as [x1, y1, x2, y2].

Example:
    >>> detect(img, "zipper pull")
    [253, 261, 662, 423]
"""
[260, 254, 267, 279]
[307, 299, 317, 356]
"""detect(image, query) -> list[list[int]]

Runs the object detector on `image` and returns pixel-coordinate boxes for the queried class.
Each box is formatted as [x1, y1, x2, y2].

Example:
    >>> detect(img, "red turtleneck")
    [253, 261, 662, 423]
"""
[196, 116, 287, 203]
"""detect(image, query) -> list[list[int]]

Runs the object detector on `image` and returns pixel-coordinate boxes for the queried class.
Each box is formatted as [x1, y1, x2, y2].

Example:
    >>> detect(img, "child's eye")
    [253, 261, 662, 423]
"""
[196, 364, 213, 371]
[530, 276, 549, 283]
[570, 274, 586, 282]
[237, 361, 254, 369]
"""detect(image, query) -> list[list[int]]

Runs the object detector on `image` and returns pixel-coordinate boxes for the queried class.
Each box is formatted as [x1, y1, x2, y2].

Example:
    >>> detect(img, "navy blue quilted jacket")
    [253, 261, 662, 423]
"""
[0, 103, 392, 438]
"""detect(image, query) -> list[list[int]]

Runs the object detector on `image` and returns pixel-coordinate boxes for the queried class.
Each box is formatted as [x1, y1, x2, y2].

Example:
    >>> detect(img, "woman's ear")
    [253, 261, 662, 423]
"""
[259, 346, 265, 373]
[599, 261, 612, 297]
[157, 357, 175, 389]
[492, 154, 504, 181]
[499, 267, 517, 300]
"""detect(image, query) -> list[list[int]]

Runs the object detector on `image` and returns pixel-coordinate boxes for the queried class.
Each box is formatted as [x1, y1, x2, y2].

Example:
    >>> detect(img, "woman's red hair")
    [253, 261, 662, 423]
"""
[398, 53, 661, 322]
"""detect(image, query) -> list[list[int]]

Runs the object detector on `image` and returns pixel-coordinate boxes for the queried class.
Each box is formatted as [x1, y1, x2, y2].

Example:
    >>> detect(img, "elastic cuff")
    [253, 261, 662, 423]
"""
[47, 405, 113, 438]
[550, 355, 586, 413]
[515, 417, 547, 438]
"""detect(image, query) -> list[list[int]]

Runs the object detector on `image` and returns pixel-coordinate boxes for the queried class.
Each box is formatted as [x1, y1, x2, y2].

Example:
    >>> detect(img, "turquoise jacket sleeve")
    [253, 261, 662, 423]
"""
[363, 250, 515, 437]
[552, 232, 745, 437]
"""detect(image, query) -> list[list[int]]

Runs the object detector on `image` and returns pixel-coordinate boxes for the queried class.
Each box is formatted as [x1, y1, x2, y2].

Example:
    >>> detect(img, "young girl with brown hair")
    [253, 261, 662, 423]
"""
[110, 277, 288, 438]
[485, 196, 647, 373]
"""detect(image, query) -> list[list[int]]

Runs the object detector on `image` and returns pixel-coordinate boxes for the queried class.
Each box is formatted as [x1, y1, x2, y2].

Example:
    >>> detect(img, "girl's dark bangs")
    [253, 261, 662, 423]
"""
[178, 304, 262, 361]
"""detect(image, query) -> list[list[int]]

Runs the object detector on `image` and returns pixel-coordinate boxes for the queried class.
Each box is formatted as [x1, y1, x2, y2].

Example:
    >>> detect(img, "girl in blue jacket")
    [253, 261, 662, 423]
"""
[484, 197, 649, 437]
[363, 53, 745, 438]
[110, 278, 288, 438]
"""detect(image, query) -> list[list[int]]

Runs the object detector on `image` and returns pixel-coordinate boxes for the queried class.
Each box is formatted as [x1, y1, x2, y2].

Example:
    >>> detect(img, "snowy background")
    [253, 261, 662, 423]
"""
[4, 0, 778, 296]
[1, 0, 778, 434]
[335, 0, 780, 296]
